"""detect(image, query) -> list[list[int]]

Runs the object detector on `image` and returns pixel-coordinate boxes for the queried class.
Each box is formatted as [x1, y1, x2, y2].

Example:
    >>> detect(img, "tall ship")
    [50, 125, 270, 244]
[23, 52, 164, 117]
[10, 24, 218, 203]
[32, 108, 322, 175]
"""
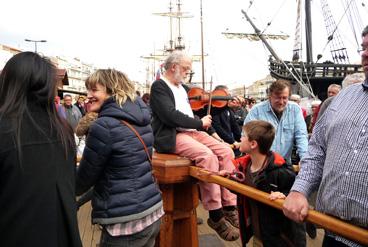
[142, 0, 212, 91]
[234, 0, 365, 100]
[142, 0, 198, 87]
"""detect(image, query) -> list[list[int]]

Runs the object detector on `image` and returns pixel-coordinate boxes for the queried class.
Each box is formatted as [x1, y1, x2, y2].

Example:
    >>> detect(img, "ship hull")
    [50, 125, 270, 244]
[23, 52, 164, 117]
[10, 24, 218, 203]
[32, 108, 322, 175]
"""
[269, 60, 363, 100]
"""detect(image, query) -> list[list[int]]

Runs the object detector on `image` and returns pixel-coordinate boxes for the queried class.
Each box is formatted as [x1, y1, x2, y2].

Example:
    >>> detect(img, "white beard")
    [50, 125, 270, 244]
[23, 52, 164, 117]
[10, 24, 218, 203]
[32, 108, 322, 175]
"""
[174, 67, 185, 83]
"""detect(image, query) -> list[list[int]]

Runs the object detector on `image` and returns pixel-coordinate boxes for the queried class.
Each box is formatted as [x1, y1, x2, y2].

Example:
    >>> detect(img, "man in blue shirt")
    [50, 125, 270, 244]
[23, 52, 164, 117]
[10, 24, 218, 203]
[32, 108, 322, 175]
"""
[243, 79, 308, 164]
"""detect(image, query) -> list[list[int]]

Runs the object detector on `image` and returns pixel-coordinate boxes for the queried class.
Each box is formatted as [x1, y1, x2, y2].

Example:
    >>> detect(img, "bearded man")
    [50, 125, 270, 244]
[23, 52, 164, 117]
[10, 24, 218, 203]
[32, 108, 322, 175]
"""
[150, 50, 240, 242]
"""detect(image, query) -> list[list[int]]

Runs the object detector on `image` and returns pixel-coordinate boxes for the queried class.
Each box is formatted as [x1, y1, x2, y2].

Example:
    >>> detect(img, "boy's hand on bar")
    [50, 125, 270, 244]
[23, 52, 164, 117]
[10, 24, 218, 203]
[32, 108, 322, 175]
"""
[269, 191, 286, 200]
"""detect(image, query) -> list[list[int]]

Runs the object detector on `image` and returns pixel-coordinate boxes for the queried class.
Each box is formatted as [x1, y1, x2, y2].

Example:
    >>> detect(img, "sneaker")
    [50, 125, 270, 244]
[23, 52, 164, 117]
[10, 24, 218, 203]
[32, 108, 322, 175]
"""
[207, 217, 239, 241]
[224, 209, 239, 228]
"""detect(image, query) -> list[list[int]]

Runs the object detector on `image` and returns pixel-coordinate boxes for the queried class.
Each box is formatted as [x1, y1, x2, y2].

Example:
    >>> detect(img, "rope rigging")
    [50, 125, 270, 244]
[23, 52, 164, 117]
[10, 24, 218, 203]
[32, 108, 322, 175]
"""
[342, 0, 364, 52]
[241, 1, 364, 99]
[362, 0, 368, 15]
[260, 0, 288, 35]
[292, 0, 303, 62]
[319, 0, 351, 63]
[241, 8, 316, 97]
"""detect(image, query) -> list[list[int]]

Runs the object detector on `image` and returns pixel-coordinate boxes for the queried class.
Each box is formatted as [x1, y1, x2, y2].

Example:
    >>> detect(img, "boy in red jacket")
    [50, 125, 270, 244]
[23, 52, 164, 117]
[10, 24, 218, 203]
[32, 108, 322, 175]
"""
[234, 120, 306, 247]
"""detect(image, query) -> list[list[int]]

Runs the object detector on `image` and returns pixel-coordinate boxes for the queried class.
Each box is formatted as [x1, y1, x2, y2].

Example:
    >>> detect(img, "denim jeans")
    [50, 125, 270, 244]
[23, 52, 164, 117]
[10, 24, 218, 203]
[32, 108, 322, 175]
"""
[99, 220, 161, 247]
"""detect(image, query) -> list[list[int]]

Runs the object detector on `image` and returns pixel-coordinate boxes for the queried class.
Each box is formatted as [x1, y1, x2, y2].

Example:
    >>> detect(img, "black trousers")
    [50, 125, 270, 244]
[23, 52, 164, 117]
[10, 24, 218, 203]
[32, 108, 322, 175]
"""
[322, 235, 351, 247]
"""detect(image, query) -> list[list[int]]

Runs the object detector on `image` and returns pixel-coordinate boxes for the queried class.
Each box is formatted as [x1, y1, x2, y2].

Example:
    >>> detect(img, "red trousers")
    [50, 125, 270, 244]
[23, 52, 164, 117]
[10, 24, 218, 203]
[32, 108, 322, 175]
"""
[175, 130, 237, 210]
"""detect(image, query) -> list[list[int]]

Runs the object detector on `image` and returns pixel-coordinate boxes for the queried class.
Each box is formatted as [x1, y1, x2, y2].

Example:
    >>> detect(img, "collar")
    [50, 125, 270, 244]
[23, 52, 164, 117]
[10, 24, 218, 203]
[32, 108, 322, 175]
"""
[362, 79, 368, 91]
[162, 76, 181, 88]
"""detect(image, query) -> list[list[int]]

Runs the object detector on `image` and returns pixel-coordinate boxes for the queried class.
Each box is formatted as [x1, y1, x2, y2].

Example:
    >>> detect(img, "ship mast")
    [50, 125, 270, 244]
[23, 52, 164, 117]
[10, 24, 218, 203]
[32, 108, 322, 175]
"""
[241, 10, 282, 62]
[305, 0, 313, 63]
[152, 0, 193, 53]
[169, 1, 174, 51]
[143, 1, 205, 86]
[200, 0, 205, 89]
[241, 9, 316, 98]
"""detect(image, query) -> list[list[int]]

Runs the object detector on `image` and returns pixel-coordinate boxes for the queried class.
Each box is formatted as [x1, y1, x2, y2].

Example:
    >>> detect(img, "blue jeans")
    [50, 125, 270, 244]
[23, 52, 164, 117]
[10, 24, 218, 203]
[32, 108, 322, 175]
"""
[99, 220, 161, 247]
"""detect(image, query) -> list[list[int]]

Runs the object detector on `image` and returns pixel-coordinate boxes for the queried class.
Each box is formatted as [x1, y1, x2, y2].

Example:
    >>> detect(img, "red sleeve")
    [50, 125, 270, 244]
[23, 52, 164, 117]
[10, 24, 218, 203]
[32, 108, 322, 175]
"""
[233, 155, 251, 171]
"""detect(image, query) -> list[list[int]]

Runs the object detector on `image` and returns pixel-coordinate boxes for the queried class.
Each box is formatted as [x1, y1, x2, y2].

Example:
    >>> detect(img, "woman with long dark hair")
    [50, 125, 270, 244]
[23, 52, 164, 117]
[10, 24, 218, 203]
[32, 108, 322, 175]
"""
[0, 52, 82, 247]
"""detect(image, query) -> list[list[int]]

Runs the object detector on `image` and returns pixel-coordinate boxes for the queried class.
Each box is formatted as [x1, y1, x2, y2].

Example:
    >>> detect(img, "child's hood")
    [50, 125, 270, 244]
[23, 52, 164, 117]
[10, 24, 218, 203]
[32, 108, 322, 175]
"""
[233, 152, 286, 172]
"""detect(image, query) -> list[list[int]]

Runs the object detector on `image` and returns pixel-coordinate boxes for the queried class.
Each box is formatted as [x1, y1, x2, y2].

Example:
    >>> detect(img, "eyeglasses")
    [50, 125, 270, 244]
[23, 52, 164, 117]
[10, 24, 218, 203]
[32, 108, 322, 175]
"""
[270, 95, 288, 101]
[177, 63, 192, 73]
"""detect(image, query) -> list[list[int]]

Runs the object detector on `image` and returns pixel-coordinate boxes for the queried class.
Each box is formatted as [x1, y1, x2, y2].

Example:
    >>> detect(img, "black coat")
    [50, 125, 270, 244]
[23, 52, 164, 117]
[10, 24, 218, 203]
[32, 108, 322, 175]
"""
[76, 97, 162, 225]
[150, 79, 202, 153]
[211, 106, 241, 144]
[236, 152, 306, 247]
[0, 104, 82, 247]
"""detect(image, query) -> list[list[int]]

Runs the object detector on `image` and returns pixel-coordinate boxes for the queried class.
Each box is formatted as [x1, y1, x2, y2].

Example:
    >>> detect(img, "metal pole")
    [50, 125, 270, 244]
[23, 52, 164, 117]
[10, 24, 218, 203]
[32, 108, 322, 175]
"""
[200, 0, 205, 89]
[25, 39, 47, 53]
[305, 0, 313, 63]
[241, 10, 281, 61]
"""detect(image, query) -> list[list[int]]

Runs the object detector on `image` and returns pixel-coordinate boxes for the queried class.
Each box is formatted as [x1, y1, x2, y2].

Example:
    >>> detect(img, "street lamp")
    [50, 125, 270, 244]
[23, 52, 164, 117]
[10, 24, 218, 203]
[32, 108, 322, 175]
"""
[24, 39, 47, 53]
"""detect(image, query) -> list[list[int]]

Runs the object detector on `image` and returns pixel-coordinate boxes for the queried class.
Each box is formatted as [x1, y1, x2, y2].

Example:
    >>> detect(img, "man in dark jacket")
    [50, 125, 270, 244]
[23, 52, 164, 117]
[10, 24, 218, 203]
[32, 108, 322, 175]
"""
[211, 85, 243, 157]
[150, 51, 239, 241]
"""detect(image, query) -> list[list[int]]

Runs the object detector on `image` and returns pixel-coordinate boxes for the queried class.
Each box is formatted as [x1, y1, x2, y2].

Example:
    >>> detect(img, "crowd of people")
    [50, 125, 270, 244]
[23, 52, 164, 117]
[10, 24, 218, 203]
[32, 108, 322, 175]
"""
[1, 26, 368, 247]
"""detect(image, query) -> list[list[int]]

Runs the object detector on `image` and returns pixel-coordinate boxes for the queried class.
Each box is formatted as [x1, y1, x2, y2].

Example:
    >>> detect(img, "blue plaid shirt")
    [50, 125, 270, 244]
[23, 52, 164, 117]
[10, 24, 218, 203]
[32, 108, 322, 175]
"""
[244, 100, 308, 163]
[292, 82, 368, 247]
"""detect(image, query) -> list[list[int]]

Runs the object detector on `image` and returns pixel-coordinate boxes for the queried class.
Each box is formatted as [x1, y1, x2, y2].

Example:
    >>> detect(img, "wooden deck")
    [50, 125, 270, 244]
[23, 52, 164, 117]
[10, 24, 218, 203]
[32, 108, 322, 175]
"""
[77, 202, 101, 247]
[77, 201, 324, 247]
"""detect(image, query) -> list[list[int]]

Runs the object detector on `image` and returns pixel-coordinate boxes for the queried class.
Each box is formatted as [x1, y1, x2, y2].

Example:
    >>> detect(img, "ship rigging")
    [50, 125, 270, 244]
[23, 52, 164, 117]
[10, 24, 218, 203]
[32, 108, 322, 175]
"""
[228, 0, 365, 100]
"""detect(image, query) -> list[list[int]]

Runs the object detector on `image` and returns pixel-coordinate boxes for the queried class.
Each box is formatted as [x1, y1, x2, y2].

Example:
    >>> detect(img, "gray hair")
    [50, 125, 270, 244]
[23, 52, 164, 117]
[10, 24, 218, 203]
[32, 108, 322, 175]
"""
[214, 85, 228, 91]
[327, 84, 341, 91]
[311, 100, 321, 107]
[290, 94, 301, 101]
[342, 73, 365, 88]
[163, 50, 191, 71]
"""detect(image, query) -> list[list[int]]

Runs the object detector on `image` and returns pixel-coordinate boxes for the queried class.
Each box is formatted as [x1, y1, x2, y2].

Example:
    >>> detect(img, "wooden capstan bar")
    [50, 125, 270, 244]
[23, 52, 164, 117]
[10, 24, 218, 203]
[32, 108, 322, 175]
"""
[189, 166, 368, 246]
[152, 152, 199, 247]
[152, 153, 368, 246]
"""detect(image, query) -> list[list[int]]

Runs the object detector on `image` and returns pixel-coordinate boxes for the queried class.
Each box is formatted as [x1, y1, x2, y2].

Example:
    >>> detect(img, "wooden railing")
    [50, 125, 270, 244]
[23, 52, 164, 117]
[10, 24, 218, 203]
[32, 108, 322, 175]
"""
[152, 152, 368, 246]
[189, 166, 368, 246]
[269, 60, 363, 81]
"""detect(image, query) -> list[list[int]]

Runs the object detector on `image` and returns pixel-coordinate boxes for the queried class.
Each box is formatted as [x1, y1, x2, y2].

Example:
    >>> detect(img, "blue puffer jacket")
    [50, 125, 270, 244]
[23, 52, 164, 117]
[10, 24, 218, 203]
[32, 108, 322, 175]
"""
[76, 97, 162, 225]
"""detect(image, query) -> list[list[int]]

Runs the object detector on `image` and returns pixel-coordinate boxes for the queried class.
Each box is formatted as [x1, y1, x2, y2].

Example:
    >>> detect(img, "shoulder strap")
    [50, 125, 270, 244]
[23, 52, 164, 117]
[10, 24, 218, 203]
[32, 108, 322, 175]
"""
[121, 120, 152, 164]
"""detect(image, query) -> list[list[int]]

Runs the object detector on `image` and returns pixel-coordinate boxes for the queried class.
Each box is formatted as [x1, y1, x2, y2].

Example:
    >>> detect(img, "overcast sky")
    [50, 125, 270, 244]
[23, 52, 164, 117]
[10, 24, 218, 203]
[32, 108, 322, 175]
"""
[1, 0, 367, 88]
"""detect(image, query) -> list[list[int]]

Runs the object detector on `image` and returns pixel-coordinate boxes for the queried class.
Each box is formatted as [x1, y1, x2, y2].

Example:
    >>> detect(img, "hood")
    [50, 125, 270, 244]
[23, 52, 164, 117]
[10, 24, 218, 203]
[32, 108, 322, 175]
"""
[234, 151, 286, 171]
[98, 96, 151, 126]
[265, 151, 287, 171]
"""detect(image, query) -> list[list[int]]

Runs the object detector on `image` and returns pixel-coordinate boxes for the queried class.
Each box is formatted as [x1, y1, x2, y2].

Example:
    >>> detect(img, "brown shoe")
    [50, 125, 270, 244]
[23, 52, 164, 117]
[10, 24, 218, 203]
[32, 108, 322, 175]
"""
[207, 217, 239, 241]
[224, 209, 239, 228]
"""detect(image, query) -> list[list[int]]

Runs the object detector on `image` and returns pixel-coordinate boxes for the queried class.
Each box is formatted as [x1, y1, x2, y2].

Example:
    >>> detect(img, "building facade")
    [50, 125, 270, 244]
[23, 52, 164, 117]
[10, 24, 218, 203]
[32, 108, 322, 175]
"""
[230, 75, 275, 101]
